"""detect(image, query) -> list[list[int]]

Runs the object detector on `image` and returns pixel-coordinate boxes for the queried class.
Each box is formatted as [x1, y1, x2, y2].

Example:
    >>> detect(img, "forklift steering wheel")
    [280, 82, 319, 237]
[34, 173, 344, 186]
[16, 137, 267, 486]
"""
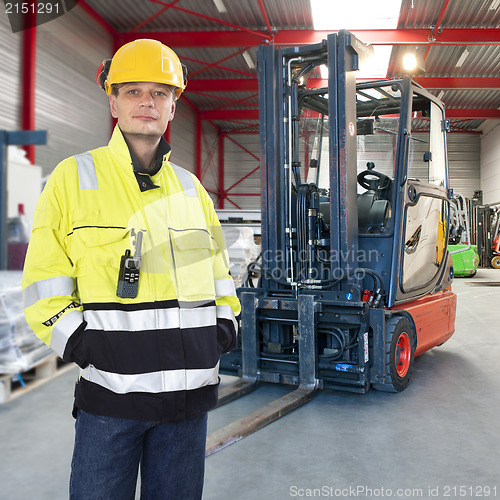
[357, 169, 392, 192]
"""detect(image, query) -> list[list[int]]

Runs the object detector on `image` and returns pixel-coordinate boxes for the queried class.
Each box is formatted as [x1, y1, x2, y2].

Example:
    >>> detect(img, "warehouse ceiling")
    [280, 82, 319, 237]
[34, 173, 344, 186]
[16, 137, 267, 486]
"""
[80, 0, 500, 134]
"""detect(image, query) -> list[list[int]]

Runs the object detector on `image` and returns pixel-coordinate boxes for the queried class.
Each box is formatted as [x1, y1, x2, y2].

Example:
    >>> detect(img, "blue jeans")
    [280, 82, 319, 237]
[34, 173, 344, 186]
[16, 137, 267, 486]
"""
[70, 410, 207, 500]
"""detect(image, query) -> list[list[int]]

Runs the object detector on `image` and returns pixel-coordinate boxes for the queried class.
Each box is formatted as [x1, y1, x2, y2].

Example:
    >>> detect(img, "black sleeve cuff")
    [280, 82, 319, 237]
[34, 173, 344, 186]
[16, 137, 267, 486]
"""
[62, 321, 89, 368]
[217, 318, 237, 354]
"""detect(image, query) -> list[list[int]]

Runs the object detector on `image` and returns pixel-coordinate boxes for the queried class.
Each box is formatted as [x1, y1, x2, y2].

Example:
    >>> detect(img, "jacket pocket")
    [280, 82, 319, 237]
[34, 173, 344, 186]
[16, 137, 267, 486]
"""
[70, 223, 131, 301]
[169, 228, 216, 300]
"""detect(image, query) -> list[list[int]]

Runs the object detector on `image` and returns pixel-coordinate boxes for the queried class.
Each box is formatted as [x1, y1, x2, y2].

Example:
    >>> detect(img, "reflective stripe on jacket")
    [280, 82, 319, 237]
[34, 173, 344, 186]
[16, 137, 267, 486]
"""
[22, 126, 240, 422]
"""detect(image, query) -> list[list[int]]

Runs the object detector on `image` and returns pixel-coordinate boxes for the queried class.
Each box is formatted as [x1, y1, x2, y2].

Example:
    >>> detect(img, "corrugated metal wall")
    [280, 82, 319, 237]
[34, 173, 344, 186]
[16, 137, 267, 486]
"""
[169, 102, 195, 173]
[0, 15, 21, 130]
[199, 122, 219, 200]
[170, 108, 220, 205]
[447, 133, 481, 198]
[223, 133, 261, 210]
[34, 9, 112, 176]
[480, 123, 500, 205]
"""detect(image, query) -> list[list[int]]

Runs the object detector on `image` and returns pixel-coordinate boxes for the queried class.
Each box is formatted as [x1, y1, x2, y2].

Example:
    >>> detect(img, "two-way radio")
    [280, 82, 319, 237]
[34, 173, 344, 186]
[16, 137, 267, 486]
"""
[117, 229, 143, 299]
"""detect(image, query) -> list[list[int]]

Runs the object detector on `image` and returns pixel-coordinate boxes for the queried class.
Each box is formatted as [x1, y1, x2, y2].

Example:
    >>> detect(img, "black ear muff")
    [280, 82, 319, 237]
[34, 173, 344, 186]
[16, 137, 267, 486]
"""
[181, 63, 188, 86]
[96, 59, 112, 90]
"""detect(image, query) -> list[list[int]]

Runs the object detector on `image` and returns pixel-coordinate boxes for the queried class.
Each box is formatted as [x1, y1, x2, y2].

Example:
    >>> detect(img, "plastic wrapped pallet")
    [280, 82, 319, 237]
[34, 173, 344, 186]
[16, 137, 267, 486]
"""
[0, 271, 52, 373]
[222, 226, 261, 288]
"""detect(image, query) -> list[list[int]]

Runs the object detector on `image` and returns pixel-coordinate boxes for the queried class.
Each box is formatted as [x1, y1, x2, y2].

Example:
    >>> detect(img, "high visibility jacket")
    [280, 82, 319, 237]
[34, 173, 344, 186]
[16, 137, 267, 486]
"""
[22, 126, 241, 422]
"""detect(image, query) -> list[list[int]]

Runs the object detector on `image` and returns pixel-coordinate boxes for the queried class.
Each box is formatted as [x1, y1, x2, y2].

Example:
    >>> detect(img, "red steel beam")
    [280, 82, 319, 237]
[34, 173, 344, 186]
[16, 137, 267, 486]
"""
[445, 109, 500, 119]
[187, 76, 500, 94]
[224, 193, 261, 196]
[180, 54, 255, 78]
[226, 165, 260, 193]
[22, 23, 36, 164]
[130, 0, 182, 32]
[116, 28, 500, 48]
[225, 197, 242, 210]
[201, 110, 259, 121]
[212, 94, 259, 112]
[78, 0, 118, 36]
[257, 0, 274, 38]
[226, 135, 260, 162]
[191, 92, 258, 109]
[187, 79, 258, 92]
[415, 77, 500, 90]
[189, 47, 251, 79]
[425, 0, 451, 60]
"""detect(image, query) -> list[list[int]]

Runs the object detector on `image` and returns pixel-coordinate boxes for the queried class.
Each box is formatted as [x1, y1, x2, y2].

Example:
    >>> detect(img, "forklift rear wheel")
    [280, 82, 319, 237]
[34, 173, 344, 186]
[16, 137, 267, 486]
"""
[492, 255, 500, 269]
[372, 316, 415, 393]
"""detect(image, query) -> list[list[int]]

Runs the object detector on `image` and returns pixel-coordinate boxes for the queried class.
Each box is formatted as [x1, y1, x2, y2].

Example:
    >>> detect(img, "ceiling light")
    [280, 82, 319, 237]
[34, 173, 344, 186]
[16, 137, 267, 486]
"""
[455, 49, 469, 68]
[437, 91, 445, 100]
[489, 0, 500, 10]
[311, 0, 402, 30]
[402, 48, 425, 75]
[402, 53, 417, 72]
[213, 0, 227, 14]
[242, 51, 255, 69]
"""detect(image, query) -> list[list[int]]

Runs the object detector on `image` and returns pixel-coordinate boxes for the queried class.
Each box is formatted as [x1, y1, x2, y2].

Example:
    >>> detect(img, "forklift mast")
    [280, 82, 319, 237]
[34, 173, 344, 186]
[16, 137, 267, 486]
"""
[220, 31, 457, 394]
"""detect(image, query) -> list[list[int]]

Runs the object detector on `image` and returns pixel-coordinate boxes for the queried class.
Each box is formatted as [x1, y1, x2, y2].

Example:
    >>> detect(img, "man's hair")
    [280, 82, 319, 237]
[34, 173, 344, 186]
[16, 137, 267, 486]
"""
[110, 82, 177, 98]
[111, 84, 121, 97]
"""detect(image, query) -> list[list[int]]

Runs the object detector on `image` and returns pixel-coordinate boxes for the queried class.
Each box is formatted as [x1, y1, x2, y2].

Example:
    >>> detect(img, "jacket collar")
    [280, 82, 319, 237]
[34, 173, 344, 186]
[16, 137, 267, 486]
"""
[107, 125, 172, 192]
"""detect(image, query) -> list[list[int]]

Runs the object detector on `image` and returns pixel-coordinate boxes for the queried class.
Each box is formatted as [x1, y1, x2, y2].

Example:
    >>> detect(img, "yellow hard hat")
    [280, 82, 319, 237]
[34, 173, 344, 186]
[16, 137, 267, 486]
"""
[97, 39, 187, 98]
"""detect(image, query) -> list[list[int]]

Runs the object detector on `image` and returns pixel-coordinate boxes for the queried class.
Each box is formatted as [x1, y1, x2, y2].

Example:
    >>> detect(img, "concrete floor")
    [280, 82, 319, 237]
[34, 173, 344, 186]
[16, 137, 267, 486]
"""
[1, 269, 499, 500]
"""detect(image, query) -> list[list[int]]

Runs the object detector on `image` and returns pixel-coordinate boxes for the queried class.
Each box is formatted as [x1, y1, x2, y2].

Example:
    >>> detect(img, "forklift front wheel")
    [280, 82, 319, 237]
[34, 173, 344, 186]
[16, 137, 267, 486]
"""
[372, 316, 416, 393]
[491, 255, 500, 269]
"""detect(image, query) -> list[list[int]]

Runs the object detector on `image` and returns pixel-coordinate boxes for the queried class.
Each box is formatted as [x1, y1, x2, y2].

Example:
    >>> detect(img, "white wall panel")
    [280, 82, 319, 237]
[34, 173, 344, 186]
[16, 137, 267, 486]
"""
[480, 122, 500, 205]
[34, 9, 112, 176]
[0, 14, 21, 130]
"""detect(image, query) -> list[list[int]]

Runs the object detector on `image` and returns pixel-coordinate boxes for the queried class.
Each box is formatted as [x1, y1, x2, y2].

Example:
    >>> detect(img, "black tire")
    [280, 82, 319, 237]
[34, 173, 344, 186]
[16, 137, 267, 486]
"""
[491, 255, 500, 269]
[372, 316, 416, 393]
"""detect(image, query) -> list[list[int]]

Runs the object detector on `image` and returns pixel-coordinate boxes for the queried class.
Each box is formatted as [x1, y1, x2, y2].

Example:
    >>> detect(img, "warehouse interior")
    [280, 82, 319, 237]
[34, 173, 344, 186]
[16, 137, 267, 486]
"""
[1, 0, 500, 499]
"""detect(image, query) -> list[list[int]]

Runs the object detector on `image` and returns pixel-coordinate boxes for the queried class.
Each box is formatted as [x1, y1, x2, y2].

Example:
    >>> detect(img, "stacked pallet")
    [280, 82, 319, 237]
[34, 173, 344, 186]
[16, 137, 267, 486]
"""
[0, 271, 60, 402]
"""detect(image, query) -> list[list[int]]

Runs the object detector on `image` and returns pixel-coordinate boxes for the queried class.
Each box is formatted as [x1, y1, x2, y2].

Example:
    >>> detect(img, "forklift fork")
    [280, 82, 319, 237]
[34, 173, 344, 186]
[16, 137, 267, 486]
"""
[206, 293, 317, 456]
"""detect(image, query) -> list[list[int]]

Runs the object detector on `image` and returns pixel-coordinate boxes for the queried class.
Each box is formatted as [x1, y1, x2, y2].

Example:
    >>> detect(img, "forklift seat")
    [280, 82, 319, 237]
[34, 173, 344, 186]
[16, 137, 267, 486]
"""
[358, 191, 391, 233]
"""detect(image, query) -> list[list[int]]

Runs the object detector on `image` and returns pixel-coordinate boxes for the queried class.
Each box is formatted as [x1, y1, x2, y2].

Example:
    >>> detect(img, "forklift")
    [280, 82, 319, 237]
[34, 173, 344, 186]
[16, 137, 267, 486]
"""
[476, 204, 500, 269]
[449, 193, 480, 277]
[208, 31, 457, 454]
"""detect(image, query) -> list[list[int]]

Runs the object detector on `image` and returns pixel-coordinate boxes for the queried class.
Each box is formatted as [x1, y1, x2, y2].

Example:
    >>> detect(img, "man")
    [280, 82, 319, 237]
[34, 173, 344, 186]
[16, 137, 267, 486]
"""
[22, 39, 240, 499]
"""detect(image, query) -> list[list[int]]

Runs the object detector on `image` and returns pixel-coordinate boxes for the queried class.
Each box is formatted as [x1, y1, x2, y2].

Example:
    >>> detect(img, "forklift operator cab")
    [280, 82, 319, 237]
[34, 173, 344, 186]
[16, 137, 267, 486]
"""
[302, 78, 451, 304]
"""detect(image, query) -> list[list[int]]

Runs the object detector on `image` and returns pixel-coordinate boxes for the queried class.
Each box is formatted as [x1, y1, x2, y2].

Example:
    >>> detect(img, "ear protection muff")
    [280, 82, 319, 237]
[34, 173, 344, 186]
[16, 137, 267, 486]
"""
[96, 59, 112, 91]
[181, 63, 188, 89]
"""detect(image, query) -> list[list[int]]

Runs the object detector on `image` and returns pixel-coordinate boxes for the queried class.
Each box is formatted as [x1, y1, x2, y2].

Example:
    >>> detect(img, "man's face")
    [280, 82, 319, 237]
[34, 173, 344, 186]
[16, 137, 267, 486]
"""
[109, 82, 176, 139]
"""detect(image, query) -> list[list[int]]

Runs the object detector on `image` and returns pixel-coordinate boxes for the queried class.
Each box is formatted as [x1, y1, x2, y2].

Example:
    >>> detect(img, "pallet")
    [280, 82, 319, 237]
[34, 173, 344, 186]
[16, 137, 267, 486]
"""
[0, 355, 76, 404]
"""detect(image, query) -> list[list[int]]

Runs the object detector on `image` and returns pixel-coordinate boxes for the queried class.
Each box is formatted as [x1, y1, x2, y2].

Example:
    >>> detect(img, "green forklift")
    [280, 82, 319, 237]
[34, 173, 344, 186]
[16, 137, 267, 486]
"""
[449, 193, 479, 277]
